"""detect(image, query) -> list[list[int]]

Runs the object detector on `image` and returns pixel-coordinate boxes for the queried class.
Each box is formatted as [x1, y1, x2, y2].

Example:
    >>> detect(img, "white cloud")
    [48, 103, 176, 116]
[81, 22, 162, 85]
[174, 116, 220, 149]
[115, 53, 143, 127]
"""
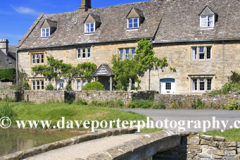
[13, 6, 40, 15]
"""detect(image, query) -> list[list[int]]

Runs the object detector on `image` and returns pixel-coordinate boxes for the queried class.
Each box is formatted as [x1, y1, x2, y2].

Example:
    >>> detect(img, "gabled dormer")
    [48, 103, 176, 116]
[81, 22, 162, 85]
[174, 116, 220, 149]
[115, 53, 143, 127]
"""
[40, 19, 57, 38]
[199, 6, 216, 29]
[83, 13, 101, 33]
[126, 7, 145, 29]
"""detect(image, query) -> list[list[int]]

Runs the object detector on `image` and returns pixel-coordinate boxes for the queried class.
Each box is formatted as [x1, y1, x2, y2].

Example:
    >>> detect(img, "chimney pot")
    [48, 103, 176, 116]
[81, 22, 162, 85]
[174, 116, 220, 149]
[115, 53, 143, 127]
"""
[79, 0, 91, 13]
[0, 39, 8, 55]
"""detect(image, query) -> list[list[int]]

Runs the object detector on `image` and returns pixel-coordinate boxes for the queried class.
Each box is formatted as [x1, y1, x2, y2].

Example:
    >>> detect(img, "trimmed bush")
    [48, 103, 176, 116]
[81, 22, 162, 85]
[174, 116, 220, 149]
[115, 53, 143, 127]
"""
[46, 83, 54, 90]
[82, 81, 105, 91]
[0, 68, 15, 81]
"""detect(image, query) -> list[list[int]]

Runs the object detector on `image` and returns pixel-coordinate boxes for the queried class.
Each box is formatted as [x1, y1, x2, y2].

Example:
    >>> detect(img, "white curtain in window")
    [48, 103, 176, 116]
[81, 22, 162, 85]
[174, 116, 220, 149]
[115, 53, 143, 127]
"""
[208, 15, 214, 27]
[200, 16, 208, 27]
[191, 48, 197, 60]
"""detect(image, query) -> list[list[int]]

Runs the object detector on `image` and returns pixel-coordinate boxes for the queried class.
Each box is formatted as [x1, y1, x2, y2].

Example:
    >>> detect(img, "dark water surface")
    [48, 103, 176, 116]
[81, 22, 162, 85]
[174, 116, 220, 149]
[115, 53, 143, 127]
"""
[0, 129, 84, 157]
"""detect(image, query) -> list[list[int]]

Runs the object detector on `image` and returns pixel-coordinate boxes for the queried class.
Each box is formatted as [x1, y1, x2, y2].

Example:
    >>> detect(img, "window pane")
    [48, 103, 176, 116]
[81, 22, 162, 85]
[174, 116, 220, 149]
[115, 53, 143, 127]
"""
[32, 81, 35, 90]
[41, 54, 44, 63]
[88, 48, 91, 58]
[86, 24, 89, 32]
[199, 47, 204, 59]
[166, 82, 171, 90]
[191, 47, 197, 60]
[90, 23, 94, 32]
[129, 24, 133, 28]
[207, 47, 211, 59]
[78, 49, 81, 58]
[207, 79, 212, 90]
[88, 79, 91, 83]
[199, 47, 204, 53]
[41, 81, 44, 90]
[42, 29, 45, 37]
[132, 79, 135, 87]
[125, 49, 129, 59]
[77, 80, 81, 90]
[82, 48, 86, 58]
[32, 54, 35, 63]
[192, 79, 197, 91]
[131, 49, 135, 58]
[83, 80, 86, 87]
[129, 19, 132, 23]
[208, 15, 214, 27]
[201, 15, 207, 27]
[120, 49, 124, 60]
[199, 79, 205, 91]
[199, 53, 204, 59]
[134, 18, 138, 23]
[46, 28, 49, 37]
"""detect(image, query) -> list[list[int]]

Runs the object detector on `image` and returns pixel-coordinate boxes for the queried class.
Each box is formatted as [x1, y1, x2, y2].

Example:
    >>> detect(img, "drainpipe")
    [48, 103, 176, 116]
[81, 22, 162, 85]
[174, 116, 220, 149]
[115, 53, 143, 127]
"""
[16, 49, 19, 85]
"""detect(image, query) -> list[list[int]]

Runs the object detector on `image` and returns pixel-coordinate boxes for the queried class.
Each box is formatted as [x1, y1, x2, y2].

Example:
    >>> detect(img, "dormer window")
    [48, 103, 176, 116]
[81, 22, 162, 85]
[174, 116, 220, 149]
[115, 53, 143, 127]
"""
[40, 19, 57, 38]
[83, 13, 101, 34]
[128, 18, 139, 28]
[41, 28, 50, 37]
[85, 23, 95, 33]
[126, 7, 144, 30]
[199, 6, 216, 29]
[200, 15, 214, 28]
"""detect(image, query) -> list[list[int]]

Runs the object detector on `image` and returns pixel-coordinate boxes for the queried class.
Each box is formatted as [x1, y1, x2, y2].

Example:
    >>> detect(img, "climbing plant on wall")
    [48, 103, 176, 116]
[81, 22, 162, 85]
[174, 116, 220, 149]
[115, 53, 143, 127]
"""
[31, 56, 97, 90]
[112, 39, 169, 91]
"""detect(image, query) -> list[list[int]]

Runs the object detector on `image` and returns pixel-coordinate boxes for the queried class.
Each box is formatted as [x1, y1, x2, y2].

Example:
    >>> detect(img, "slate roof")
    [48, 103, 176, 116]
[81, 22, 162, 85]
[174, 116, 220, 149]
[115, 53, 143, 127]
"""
[46, 19, 57, 28]
[0, 45, 16, 69]
[18, 0, 240, 49]
[93, 64, 115, 77]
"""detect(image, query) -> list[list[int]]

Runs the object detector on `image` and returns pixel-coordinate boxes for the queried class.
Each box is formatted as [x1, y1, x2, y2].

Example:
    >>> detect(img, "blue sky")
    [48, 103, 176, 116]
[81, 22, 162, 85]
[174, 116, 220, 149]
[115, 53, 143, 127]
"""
[0, 0, 147, 46]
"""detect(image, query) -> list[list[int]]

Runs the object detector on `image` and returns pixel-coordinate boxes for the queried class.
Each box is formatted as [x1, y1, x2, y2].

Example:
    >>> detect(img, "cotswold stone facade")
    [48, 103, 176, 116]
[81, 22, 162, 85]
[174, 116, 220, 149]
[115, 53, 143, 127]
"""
[17, 0, 240, 94]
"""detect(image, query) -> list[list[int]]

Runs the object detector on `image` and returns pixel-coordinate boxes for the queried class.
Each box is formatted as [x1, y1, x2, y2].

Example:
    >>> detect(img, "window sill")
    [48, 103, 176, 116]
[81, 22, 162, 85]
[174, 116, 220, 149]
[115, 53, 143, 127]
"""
[83, 32, 95, 35]
[41, 37, 50, 38]
[199, 27, 214, 30]
[126, 28, 139, 31]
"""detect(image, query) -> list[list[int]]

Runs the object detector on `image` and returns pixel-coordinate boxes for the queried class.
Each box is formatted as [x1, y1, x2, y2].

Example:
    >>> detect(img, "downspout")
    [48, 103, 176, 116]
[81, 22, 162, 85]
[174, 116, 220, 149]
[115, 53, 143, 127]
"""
[16, 49, 18, 85]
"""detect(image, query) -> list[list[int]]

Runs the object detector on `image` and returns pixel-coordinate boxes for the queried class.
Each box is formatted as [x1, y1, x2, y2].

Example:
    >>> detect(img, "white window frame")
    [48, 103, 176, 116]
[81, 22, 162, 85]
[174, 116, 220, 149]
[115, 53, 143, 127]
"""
[77, 47, 91, 59]
[119, 48, 136, 60]
[191, 46, 212, 60]
[127, 18, 139, 29]
[32, 80, 44, 90]
[85, 23, 95, 33]
[41, 28, 50, 37]
[200, 15, 215, 28]
[32, 53, 44, 64]
[191, 78, 212, 92]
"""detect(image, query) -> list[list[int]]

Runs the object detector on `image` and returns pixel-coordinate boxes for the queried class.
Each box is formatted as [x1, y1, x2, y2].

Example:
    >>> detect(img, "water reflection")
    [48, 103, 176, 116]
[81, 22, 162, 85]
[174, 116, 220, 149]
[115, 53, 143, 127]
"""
[0, 129, 83, 157]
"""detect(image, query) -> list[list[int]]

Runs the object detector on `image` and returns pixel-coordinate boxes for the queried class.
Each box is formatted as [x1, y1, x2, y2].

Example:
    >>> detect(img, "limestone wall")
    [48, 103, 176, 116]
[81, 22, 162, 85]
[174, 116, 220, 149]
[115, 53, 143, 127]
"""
[24, 90, 64, 103]
[154, 94, 240, 109]
[155, 133, 240, 160]
[0, 91, 16, 99]
[0, 82, 13, 90]
[18, 42, 240, 95]
[75, 91, 133, 104]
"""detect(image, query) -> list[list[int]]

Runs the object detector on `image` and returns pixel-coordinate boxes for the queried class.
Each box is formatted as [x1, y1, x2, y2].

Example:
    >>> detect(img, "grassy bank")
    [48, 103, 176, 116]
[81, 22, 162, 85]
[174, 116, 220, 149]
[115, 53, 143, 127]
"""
[201, 128, 240, 142]
[0, 102, 148, 129]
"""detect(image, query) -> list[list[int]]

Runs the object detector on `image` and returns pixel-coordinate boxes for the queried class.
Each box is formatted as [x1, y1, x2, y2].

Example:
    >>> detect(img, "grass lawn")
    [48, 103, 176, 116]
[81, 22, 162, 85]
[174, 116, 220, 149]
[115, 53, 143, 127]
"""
[1, 102, 149, 129]
[201, 128, 240, 142]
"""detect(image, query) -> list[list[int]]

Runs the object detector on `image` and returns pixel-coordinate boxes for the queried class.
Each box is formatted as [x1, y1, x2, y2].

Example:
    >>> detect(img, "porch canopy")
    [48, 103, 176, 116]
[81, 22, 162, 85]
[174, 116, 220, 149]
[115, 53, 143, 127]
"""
[93, 64, 115, 91]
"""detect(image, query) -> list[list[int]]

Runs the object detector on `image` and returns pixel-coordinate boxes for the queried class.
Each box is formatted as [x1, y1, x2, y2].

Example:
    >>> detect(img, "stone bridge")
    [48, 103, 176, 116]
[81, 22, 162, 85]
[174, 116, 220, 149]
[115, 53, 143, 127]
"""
[1, 128, 240, 160]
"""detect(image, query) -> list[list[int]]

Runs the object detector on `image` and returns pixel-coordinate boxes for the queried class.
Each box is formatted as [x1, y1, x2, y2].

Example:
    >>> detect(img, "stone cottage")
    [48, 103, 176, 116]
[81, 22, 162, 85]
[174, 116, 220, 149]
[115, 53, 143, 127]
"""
[16, 0, 240, 94]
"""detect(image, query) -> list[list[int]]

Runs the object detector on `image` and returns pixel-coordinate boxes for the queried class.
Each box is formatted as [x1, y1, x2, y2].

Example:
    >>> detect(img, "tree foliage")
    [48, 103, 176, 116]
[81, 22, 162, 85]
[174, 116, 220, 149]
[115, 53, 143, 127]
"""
[112, 39, 169, 90]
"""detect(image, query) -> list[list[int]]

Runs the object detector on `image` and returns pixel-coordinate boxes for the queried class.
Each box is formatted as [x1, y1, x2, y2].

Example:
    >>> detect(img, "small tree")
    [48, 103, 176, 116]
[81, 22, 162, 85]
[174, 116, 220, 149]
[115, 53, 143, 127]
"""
[135, 39, 168, 90]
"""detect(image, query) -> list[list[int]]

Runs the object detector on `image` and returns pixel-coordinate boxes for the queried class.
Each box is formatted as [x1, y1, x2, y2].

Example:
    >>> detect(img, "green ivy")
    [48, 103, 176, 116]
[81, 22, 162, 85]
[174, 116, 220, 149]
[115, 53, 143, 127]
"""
[32, 56, 97, 89]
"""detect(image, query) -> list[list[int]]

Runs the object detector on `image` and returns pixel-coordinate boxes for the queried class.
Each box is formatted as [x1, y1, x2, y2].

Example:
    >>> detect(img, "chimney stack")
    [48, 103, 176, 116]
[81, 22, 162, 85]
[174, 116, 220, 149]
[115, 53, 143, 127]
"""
[0, 39, 8, 55]
[79, 0, 91, 13]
